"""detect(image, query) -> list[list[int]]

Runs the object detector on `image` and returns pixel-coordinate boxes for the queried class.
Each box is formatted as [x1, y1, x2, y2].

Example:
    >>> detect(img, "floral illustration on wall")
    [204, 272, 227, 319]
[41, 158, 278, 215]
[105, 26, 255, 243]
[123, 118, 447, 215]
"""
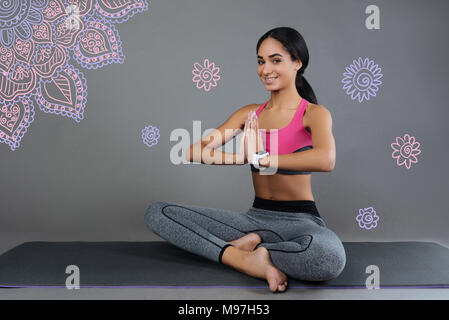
[0, 0, 149, 151]
[342, 57, 383, 103]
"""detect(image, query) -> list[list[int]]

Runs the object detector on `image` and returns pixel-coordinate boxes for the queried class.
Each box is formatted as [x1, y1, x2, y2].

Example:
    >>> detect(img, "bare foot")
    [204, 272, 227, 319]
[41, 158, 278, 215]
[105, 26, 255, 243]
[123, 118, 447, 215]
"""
[228, 233, 262, 252]
[242, 247, 288, 293]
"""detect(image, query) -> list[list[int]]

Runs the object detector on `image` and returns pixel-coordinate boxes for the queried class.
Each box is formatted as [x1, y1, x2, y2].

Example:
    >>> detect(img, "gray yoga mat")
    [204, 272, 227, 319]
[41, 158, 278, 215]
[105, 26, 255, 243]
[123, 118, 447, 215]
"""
[0, 241, 448, 288]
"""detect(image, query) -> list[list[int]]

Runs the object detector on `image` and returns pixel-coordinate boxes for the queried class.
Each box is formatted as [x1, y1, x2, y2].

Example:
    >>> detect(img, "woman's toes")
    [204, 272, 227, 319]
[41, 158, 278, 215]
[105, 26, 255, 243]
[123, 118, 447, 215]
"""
[278, 279, 288, 292]
[267, 278, 278, 292]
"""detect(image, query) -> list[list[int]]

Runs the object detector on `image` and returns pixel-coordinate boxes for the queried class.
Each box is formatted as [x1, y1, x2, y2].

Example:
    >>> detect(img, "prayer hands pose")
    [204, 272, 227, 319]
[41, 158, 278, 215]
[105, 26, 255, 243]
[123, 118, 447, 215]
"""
[237, 111, 265, 165]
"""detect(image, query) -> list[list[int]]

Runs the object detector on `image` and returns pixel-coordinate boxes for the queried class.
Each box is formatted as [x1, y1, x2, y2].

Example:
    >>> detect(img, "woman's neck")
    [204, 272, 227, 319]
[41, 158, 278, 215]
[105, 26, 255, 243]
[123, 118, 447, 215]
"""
[269, 86, 302, 111]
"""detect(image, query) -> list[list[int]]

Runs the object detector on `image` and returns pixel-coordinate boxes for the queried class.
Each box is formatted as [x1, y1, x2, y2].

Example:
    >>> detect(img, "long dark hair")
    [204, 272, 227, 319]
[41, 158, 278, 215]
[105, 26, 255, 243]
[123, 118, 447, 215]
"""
[256, 27, 318, 105]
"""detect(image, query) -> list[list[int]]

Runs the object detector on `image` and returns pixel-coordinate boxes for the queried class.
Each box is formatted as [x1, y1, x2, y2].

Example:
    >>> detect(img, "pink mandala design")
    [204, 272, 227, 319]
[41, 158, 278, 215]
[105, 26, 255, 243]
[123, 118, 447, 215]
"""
[0, 0, 149, 150]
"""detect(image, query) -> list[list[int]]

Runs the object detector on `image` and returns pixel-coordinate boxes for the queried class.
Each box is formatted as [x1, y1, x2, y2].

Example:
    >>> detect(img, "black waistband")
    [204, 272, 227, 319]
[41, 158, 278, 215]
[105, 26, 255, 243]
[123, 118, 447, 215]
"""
[252, 196, 321, 218]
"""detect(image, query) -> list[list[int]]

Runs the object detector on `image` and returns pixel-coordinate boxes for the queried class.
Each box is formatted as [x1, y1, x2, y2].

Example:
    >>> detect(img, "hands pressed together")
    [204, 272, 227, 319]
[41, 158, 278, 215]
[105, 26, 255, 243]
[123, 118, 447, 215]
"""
[237, 110, 266, 165]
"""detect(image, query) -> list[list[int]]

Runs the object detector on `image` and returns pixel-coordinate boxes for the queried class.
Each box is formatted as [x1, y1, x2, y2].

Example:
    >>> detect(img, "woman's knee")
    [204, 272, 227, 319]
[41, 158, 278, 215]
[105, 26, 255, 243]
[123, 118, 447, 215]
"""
[282, 237, 346, 281]
[144, 201, 171, 228]
[323, 248, 346, 280]
[311, 240, 346, 281]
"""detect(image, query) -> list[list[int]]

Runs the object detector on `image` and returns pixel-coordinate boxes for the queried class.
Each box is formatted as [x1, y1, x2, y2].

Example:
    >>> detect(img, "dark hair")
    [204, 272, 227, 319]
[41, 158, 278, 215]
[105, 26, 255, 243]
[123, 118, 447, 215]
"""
[256, 27, 318, 105]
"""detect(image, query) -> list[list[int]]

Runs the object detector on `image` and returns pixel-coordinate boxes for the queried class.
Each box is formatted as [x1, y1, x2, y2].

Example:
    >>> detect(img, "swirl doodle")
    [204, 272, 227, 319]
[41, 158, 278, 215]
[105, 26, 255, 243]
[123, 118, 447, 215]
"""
[141, 125, 160, 148]
[391, 133, 422, 170]
[356, 207, 380, 230]
[342, 57, 383, 103]
[192, 58, 221, 92]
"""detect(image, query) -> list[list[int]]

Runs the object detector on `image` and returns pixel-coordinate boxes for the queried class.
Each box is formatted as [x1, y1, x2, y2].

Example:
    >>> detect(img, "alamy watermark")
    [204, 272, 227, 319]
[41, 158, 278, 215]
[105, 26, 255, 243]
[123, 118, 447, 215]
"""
[65, 265, 80, 289]
[365, 264, 380, 289]
[65, 5, 80, 31]
[169, 120, 280, 175]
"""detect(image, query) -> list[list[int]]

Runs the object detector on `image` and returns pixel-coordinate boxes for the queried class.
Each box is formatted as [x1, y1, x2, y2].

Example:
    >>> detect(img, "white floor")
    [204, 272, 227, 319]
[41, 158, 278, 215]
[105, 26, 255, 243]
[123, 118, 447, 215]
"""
[1, 287, 449, 300]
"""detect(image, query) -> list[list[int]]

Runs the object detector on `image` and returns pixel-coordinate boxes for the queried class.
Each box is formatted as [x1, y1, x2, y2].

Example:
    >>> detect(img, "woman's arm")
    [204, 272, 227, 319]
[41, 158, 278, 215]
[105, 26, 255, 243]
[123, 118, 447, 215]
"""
[188, 143, 244, 165]
[185, 104, 256, 165]
[259, 106, 336, 172]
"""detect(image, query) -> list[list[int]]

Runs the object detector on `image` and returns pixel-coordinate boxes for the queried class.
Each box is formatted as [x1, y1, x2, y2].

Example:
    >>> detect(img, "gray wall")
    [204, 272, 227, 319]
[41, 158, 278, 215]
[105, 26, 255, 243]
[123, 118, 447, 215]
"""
[1, 0, 448, 254]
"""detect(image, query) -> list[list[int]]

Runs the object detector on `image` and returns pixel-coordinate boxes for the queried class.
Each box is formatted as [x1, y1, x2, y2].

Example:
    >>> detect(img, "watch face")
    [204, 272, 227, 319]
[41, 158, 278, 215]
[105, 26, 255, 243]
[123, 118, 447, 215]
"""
[257, 150, 267, 155]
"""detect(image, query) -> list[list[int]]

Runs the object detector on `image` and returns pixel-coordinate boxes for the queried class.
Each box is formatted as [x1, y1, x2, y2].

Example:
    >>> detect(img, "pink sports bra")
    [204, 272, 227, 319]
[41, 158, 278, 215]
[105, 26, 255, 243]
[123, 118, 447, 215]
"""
[250, 97, 313, 175]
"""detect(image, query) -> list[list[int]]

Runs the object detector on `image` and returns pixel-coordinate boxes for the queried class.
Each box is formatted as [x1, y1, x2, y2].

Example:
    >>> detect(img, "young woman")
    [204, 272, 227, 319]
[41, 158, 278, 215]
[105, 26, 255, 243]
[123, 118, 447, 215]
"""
[144, 27, 346, 293]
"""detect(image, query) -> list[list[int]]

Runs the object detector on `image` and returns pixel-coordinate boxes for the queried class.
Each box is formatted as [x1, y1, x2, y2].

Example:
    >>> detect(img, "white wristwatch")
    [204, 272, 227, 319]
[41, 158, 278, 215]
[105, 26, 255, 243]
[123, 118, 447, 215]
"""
[252, 150, 269, 169]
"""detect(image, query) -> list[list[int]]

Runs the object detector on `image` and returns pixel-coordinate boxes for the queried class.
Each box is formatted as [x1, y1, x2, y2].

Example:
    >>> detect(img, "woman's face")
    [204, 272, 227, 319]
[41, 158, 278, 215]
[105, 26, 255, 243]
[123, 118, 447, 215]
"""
[257, 37, 301, 91]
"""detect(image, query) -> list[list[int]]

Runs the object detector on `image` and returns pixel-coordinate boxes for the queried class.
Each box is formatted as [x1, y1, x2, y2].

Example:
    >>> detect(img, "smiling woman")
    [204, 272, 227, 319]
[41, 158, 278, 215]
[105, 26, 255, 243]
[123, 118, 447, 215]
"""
[248, 28, 335, 202]
[145, 27, 345, 294]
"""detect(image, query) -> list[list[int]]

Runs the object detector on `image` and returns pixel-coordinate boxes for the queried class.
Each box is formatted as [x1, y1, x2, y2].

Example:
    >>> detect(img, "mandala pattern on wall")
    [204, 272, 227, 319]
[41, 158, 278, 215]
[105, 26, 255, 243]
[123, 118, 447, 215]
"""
[0, 0, 149, 151]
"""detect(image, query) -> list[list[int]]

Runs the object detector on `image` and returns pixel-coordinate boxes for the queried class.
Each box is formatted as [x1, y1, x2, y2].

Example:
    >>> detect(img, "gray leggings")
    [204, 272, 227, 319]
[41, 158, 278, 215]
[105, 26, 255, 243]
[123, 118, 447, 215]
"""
[144, 201, 346, 282]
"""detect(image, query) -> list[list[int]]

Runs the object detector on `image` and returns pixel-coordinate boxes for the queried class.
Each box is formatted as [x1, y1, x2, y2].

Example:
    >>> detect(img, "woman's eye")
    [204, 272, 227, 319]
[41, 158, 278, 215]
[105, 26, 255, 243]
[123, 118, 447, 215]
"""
[258, 59, 280, 65]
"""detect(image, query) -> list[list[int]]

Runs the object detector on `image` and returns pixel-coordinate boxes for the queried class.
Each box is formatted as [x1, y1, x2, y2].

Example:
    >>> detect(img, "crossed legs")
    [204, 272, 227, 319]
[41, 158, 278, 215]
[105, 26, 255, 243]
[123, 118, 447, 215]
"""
[144, 201, 346, 292]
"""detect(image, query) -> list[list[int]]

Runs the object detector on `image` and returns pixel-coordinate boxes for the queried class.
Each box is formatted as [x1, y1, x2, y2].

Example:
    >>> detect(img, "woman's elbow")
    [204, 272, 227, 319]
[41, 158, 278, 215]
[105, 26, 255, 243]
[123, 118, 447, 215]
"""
[327, 156, 335, 171]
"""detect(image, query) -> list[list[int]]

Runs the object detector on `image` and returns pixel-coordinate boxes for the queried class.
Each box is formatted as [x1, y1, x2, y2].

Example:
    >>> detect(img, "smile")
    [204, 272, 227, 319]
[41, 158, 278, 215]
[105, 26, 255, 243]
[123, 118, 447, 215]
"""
[264, 77, 278, 83]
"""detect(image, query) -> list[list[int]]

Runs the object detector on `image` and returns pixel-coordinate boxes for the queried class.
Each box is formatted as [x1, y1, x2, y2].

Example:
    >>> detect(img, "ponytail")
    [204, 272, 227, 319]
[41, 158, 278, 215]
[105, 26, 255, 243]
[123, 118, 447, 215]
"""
[295, 71, 318, 105]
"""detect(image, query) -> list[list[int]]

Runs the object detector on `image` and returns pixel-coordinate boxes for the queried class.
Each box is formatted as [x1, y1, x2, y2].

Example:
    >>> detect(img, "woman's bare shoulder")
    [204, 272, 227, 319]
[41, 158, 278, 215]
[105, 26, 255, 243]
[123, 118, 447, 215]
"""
[246, 103, 262, 111]
[308, 102, 325, 111]
[303, 103, 328, 129]
[235, 103, 261, 116]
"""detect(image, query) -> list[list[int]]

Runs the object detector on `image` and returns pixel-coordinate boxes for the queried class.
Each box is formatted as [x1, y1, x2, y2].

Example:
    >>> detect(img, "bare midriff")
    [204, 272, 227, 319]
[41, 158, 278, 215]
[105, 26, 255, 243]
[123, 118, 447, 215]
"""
[250, 101, 315, 201]
[252, 172, 314, 201]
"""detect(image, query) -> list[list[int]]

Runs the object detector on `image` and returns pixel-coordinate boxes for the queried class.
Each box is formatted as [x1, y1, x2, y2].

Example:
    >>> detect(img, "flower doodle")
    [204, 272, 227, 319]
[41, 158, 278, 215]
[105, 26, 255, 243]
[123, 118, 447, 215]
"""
[356, 207, 379, 230]
[141, 125, 160, 148]
[391, 133, 421, 170]
[341, 57, 383, 103]
[0, 0, 149, 151]
[192, 58, 221, 92]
